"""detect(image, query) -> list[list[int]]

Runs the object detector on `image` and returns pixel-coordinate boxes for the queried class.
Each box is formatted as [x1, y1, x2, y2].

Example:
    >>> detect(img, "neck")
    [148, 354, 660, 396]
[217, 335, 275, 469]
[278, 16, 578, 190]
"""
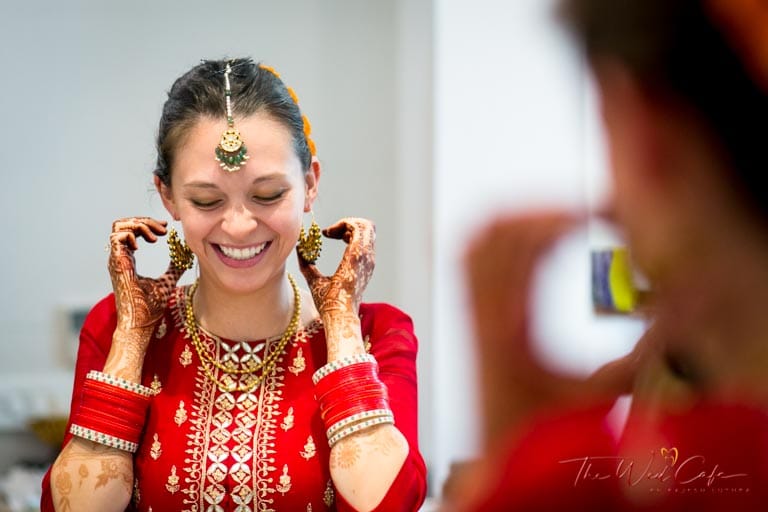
[192, 271, 295, 342]
[650, 223, 768, 403]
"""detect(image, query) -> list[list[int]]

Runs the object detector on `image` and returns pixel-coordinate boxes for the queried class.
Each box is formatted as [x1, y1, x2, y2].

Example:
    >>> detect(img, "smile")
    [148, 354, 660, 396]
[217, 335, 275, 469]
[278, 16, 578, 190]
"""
[217, 242, 269, 261]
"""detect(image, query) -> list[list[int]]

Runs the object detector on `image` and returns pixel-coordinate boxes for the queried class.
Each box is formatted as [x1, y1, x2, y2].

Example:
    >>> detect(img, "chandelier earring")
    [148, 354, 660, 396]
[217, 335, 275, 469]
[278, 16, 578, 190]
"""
[297, 212, 323, 264]
[168, 228, 195, 270]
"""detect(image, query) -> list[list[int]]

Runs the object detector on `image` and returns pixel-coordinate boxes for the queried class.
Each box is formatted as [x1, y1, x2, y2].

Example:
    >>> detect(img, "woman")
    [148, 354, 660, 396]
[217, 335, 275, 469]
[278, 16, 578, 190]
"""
[41, 58, 426, 512]
[452, 0, 768, 510]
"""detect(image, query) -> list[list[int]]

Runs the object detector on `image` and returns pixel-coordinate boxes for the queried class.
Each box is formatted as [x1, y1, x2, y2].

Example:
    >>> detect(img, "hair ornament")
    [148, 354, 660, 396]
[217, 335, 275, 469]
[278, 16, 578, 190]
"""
[708, 0, 768, 92]
[259, 63, 317, 157]
[215, 61, 250, 172]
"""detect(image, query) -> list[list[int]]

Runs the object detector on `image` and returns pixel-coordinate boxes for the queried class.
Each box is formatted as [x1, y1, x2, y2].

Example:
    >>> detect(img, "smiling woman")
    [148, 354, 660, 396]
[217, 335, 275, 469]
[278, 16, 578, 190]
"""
[40, 59, 426, 512]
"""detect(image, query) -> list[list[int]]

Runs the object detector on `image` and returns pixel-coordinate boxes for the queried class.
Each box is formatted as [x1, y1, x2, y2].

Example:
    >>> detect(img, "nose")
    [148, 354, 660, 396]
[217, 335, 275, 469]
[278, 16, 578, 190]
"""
[221, 203, 258, 240]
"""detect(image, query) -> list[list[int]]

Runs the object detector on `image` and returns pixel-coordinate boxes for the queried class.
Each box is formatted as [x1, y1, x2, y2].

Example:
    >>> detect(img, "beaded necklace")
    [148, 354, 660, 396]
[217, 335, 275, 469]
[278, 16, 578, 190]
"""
[183, 274, 301, 392]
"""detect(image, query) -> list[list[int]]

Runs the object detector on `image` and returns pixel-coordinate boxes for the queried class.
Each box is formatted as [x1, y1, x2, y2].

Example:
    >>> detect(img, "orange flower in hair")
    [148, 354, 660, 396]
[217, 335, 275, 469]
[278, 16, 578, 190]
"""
[287, 86, 299, 104]
[259, 64, 281, 78]
[302, 115, 312, 137]
[708, 0, 768, 92]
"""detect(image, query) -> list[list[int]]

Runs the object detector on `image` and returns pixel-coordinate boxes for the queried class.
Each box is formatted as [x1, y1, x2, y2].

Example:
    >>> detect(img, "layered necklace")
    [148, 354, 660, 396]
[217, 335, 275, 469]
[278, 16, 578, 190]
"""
[184, 274, 301, 393]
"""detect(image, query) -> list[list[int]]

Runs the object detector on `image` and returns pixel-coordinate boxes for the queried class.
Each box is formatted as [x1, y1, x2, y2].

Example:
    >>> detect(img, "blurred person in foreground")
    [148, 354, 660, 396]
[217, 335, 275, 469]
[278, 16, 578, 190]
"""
[448, 0, 768, 510]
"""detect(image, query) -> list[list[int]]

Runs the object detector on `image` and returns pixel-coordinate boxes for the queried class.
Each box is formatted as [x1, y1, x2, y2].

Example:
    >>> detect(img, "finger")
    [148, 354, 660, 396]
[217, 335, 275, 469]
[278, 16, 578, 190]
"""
[159, 261, 187, 289]
[112, 217, 168, 243]
[110, 230, 139, 252]
[297, 247, 325, 284]
[322, 219, 353, 243]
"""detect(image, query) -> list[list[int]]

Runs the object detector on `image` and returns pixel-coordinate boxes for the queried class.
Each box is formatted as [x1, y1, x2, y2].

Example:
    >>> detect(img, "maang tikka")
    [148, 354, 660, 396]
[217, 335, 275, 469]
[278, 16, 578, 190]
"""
[215, 61, 249, 172]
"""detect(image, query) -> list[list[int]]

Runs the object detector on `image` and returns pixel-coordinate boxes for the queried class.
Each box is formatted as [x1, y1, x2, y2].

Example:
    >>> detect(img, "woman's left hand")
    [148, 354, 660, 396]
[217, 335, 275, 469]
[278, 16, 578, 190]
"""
[298, 217, 375, 316]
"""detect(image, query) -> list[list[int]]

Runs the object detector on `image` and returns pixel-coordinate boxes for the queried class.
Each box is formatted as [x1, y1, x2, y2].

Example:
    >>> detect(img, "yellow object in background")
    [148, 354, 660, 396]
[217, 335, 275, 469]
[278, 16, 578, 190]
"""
[608, 248, 638, 313]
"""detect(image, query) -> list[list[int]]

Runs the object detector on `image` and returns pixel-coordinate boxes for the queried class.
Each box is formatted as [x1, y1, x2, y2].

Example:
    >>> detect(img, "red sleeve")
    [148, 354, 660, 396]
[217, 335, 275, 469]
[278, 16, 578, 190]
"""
[335, 303, 427, 512]
[40, 294, 118, 512]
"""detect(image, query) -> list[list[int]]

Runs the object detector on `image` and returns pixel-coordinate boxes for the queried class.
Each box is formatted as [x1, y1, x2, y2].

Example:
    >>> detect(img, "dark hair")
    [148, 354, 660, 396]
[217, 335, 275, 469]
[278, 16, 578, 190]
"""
[154, 58, 312, 186]
[558, 0, 768, 222]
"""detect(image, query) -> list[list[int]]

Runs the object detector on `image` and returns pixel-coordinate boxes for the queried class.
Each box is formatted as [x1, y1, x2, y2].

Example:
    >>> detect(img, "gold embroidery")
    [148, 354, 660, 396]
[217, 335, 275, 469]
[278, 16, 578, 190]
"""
[281, 406, 295, 431]
[277, 464, 292, 495]
[288, 347, 306, 375]
[300, 435, 316, 460]
[175, 400, 188, 426]
[364, 334, 371, 353]
[156, 318, 167, 338]
[166, 465, 180, 494]
[151, 374, 162, 394]
[323, 479, 334, 507]
[171, 287, 322, 511]
[179, 344, 192, 367]
[150, 433, 162, 460]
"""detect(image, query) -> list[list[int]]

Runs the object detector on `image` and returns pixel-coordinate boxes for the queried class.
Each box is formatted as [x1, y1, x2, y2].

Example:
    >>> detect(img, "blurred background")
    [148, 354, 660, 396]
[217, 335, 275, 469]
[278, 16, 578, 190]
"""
[0, 0, 644, 510]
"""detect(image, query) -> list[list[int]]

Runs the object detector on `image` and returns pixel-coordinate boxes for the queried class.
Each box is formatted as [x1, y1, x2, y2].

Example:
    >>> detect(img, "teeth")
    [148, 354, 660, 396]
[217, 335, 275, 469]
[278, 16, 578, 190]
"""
[219, 242, 267, 260]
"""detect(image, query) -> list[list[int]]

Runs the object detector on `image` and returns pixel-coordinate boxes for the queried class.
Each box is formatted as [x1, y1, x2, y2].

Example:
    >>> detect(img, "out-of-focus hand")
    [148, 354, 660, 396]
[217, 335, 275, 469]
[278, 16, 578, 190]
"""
[298, 217, 375, 316]
[464, 211, 638, 447]
[108, 217, 187, 342]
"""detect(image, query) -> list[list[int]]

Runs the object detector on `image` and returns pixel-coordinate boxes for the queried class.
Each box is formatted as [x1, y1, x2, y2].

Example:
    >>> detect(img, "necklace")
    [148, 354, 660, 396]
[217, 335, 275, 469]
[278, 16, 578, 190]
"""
[184, 274, 301, 393]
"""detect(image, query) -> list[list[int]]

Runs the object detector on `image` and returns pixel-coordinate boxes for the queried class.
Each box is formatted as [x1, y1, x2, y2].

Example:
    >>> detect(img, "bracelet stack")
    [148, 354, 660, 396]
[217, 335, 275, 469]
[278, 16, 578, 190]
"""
[313, 354, 394, 447]
[69, 370, 153, 453]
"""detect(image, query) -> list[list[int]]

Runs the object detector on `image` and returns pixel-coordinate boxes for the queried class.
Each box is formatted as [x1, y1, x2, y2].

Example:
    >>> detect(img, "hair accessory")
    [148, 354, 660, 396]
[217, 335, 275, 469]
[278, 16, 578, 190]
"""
[168, 228, 194, 270]
[708, 0, 768, 92]
[259, 64, 317, 156]
[297, 212, 323, 264]
[215, 61, 250, 172]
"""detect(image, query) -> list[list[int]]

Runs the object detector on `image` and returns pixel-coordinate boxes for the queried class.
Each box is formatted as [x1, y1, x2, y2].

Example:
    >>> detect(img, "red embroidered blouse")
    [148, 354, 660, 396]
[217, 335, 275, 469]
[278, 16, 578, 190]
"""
[42, 287, 427, 511]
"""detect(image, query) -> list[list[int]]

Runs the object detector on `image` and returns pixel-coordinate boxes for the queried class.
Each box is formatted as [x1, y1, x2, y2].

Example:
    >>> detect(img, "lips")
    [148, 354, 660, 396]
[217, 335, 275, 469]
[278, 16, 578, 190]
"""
[216, 242, 269, 261]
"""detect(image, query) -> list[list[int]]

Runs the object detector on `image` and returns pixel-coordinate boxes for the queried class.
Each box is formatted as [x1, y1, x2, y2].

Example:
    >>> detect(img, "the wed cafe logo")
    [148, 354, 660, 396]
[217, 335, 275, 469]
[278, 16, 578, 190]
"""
[559, 446, 750, 494]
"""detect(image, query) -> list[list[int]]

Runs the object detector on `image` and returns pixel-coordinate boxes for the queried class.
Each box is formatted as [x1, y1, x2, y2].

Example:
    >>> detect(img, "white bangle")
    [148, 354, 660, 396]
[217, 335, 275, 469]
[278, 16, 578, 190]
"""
[69, 424, 139, 453]
[326, 408, 394, 439]
[327, 414, 395, 447]
[312, 354, 377, 385]
[86, 370, 154, 397]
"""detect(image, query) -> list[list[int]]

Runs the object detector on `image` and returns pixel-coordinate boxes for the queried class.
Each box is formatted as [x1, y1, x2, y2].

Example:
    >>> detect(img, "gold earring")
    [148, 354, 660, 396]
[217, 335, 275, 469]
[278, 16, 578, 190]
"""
[168, 228, 195, 270]
[297, 213, 322, 263]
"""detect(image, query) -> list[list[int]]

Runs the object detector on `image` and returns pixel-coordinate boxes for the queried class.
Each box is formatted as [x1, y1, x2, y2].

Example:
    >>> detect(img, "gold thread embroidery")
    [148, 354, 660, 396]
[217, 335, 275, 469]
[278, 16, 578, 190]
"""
[151, 374, 162, 394]
[323, 479, 334, 507]
[150, 433, 162, 460]
[166, 465, 180, 494]
[364, 334, 371, 353]
[175, 400, 188, 426]
[288, 347, 306, 375]
[300, 435, 316, 460]
[277, 464, 292, 495]
[179, 344, 192, 367]
[281, 406, 295, 431]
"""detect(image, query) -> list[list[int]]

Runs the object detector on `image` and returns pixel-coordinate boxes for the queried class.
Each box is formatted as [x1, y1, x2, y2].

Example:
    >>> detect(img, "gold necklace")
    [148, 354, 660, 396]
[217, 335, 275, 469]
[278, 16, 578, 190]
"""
[184, 274, 301, 392]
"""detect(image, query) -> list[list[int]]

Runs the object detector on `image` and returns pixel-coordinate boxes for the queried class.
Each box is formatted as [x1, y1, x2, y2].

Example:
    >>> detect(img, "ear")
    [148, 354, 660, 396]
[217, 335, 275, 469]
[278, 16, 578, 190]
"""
[154, 175, 180, 220]
[303, 157, 321, 212]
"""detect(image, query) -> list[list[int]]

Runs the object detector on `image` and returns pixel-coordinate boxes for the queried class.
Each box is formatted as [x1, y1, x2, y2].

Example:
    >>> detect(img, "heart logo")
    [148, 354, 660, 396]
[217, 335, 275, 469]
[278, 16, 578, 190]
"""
[660, 447, 679, 465]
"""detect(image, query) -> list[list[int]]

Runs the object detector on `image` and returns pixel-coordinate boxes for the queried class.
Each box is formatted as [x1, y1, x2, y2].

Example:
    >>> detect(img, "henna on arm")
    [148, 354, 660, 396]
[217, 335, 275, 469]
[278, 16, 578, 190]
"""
[50, 217, 187, 511]
[298, 218, 410, 511]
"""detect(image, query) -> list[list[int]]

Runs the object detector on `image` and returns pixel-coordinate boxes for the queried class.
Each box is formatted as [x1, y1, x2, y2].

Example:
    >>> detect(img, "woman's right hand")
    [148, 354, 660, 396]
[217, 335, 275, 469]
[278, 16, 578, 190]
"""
[108, 217, 187, 346]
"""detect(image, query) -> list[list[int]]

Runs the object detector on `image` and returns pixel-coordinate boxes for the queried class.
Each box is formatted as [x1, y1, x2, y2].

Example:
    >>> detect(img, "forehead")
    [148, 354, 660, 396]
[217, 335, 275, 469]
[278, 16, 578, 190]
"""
[172, 112, 301, 183]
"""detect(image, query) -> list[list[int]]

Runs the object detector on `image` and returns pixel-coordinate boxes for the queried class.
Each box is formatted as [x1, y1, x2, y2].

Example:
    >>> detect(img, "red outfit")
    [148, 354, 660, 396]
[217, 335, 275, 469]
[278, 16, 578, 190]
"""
[466, 401, 768, 511]
[42, 287, 427, 512]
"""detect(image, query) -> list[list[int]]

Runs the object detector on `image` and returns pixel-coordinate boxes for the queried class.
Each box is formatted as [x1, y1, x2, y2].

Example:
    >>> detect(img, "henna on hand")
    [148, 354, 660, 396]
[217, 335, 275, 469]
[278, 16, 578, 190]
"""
[108, 217, 187, 342]
[298, 217, 375, 316]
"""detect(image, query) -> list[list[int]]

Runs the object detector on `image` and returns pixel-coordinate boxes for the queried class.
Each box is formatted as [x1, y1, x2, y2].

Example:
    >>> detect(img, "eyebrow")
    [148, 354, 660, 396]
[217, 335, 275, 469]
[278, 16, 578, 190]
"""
[182, 173, 286, 190]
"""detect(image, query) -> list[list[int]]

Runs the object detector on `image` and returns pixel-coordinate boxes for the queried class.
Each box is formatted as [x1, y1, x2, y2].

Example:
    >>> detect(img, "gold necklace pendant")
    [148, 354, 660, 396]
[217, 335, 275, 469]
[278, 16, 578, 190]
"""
[184, 274, 301, 393]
